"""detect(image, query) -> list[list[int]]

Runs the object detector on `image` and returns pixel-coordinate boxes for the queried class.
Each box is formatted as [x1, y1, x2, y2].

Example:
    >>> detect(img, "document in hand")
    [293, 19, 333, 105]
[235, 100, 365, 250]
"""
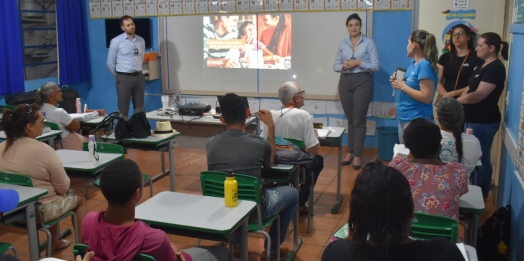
[393, 144, 410, 158]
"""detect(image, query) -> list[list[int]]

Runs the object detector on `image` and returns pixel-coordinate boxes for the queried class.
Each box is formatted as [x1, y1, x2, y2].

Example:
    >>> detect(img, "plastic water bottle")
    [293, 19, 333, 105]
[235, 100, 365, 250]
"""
[0, 188, 19, 212]
[88, 135, 99, 165]
[75, 98, 82, 113]
[224, 170, 238, 208]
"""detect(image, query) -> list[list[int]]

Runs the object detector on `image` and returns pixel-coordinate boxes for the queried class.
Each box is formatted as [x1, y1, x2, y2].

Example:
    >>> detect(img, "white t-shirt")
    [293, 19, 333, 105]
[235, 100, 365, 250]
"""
[41, 103, 74, 138]
[439, 130, 482, 174]
[260, 108, 318, 149]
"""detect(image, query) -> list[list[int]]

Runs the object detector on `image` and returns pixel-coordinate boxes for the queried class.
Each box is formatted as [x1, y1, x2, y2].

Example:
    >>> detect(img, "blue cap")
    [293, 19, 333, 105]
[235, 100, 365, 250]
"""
[0, 188, 20, 212]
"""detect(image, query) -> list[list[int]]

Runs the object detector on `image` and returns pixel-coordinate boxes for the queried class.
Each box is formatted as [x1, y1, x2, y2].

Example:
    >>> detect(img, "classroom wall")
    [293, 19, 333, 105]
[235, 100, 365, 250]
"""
[498, 22, 524, 261]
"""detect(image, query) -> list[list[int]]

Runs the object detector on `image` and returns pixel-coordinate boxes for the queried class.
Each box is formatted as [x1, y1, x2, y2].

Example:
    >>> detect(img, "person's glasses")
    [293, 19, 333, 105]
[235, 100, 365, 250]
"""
[25, 104, 32, 122]
[40, 119, 47, 126]
[294, 90, 305, 98]
[452, 31, 466, 38]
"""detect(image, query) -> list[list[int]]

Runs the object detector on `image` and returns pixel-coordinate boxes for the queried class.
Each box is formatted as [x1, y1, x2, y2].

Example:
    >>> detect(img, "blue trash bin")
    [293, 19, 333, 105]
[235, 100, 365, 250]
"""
[377, 127, 400, 161]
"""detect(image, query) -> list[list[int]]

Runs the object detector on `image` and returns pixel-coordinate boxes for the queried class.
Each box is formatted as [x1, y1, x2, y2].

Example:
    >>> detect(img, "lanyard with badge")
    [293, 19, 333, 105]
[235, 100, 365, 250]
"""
[350, 43, 359, 60]
[132, 44, 139, 56]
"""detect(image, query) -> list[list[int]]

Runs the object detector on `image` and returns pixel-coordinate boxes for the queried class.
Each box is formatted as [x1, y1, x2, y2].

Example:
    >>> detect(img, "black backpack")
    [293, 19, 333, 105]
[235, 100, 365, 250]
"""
[95, 111, 132, 139]
[6, 90, 37, 106]
[129, 107, 151, 138]
[59, 85, 80, 113]
[477, 205, 511, 261]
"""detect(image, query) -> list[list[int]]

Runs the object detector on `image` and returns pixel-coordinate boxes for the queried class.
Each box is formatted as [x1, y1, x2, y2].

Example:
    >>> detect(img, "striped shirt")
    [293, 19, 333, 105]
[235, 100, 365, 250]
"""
[203, 23, 238, 61]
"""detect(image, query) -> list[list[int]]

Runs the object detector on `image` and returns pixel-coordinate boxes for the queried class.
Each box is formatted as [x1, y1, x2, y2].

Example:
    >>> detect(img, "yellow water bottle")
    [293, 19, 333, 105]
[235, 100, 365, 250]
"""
[224, 170, 238, 207]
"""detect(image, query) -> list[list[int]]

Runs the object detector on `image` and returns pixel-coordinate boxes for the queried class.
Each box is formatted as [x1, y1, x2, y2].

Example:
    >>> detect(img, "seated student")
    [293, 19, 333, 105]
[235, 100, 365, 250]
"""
[207, 93, 298, 260]
[321, 161, 465, 261]
[82, 159, 231, 261]
[260, 81, 323, 214]
[36, 82, 87, 150]
[437, 97, 481, 176]
[389, 118, 468, 221]
[0, 104, 86, 252]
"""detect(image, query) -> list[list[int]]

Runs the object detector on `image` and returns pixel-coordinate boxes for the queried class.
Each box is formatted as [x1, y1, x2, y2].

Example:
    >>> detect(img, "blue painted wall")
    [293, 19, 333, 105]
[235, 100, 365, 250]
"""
[498, 23, 524, 261]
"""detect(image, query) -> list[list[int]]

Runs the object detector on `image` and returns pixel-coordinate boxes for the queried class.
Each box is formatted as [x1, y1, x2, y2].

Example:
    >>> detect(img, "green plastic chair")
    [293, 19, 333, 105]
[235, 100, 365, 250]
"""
[0, 242, 18, 258]
[81, 142, 153, 198]
[45, 121, 64, 149]
[200, 171, 280, 261]
[410, 212, 459, 243]
[73, 244, 155, 261]
[283, 137, 313, 233]
[0, 172, 79, 257]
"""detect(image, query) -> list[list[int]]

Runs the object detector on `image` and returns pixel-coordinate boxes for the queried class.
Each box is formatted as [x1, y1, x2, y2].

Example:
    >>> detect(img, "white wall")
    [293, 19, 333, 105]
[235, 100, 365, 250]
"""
[418, 0, 505, 52]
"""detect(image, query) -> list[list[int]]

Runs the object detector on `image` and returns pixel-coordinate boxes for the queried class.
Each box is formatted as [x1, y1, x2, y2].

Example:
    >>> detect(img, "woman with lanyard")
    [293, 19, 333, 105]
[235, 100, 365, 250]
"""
[458, 32, 509, 199]
[333, 13, 379, 170]
[436, 24, 483, 100]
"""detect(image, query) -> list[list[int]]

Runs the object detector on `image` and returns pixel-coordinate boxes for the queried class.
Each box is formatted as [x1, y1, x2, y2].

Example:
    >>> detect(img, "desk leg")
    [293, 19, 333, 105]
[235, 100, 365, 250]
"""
[288, 166, 302, 260]
[26, 203, 39, 261]
[241, 219, 248, 261]
[472, 213, 479, 247]
[169, 140, 175, 192]
[331, 139, 343, 214]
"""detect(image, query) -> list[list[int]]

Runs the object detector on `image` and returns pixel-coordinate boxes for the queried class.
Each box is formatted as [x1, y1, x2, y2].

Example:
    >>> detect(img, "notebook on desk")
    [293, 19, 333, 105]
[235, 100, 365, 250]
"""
[317, 129, 332, 139]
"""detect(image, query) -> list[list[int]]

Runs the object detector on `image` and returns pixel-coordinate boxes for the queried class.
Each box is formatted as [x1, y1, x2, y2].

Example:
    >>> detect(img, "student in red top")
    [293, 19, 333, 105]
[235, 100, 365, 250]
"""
[81, 159, 231, 261]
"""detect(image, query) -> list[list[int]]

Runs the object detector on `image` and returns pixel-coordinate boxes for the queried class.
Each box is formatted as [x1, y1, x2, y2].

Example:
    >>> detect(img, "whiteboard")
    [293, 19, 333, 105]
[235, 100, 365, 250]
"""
[164, 12, 367, 98]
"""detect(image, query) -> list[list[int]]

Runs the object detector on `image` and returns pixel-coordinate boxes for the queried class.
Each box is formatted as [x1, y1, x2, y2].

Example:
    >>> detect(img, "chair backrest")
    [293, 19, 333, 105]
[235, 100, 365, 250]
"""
[73, 244, 156, 261]
[283, 138, 306, 149]
[410, 212, 459, 243]
[200, 171, 260, 204]
[0, 105, 16, 112]
[0, 172, 33, 187]
[82, 142, 125, 154]
[45, 121, 60, 131]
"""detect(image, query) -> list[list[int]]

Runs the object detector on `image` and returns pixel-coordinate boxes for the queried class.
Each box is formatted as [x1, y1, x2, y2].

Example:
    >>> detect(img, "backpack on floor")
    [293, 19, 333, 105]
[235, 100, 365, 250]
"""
[129, 107, 151, 138]
[59, 85, 80, 113]
[477, 205, 511, 261]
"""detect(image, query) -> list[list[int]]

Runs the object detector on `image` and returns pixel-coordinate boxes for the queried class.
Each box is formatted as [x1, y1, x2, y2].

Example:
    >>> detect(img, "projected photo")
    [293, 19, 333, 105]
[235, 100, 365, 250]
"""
[203, 14, 292, 69]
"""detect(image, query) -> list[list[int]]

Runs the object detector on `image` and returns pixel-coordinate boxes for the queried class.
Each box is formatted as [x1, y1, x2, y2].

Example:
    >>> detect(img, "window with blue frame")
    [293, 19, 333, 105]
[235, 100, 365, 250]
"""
[19, 0, 57, 80]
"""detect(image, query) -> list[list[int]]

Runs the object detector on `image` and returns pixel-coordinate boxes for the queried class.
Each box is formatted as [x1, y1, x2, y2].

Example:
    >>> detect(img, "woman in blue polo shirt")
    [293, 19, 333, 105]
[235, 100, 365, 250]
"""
[391, 30, 439, 143]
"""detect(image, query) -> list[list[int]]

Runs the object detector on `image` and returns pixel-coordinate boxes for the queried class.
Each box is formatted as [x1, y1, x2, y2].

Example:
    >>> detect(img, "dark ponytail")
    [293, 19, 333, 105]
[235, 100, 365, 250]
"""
[267, 14, 286, 55]
[480, 32, 509, 61]
[410, 30, 439, 74]
[1, 103, 41, 156]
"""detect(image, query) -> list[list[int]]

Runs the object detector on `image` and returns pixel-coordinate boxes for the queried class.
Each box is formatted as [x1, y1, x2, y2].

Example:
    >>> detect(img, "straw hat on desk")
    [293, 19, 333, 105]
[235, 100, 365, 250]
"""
[151, 121, 177, 138]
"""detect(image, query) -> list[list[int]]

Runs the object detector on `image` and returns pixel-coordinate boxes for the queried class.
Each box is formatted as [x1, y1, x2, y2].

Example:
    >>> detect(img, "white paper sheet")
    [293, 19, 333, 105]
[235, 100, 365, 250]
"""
[366, 120, 376, 136]
[248, 98, 261, 112]
[302, 100, 327, 114]
[455, 243, 469, 261]
[317, 129, 331, 138]
[261, 99, 282, 110]
[393, 144, 410, 158]
[373, 101, 397, 119]
[328, 118, 348, 134]
[326, 101, 345, 115]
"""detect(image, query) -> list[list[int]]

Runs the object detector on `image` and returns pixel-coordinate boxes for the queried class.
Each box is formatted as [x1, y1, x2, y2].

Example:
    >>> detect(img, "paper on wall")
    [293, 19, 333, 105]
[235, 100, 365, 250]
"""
[248, 98, 261, 111]
[328, 117, 348, 134]
[260, 99, 282, 110]
[302, 100, 327, 115]
[373, 101, 397, 119]
[326, 101, 344, 115]
[366, 120, 376, 136]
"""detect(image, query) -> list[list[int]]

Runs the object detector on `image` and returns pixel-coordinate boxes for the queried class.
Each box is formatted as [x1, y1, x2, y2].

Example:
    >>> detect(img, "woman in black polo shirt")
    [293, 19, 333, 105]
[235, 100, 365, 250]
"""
[458, 32, 509, 199]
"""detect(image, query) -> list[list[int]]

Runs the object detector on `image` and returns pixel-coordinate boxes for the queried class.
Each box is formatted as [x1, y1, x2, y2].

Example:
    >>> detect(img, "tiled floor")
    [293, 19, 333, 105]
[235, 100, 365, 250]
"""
[0, 146, 496, 261]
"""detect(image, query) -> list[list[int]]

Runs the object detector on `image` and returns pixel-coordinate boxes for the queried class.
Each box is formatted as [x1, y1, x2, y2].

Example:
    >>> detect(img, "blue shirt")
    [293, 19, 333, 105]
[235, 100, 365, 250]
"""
[333, 34, 380, 73]
[397, 58, 438, 122]
[106, 33, 145, 76]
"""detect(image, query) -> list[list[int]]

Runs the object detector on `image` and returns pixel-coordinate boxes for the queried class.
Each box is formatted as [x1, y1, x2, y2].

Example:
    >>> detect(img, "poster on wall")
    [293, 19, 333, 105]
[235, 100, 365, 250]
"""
[440, 8, 477, 53]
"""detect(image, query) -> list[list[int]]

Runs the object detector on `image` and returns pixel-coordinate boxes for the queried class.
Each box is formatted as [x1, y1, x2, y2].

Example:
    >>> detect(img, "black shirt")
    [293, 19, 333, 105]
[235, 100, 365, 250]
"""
[438, 51, 483, 92]
[463, 59, 506, 123]
[321, 238, 465, 261]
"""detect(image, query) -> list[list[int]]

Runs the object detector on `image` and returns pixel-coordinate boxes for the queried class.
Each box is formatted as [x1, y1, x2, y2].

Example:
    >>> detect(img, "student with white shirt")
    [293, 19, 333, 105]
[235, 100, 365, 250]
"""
[36, 82, 87, 150]
[261, 81, 324, 214]
[437, 97, 481, 176]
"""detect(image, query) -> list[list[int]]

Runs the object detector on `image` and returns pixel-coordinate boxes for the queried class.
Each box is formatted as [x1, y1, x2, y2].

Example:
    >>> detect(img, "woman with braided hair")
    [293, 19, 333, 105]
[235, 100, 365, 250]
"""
[436, 97, 481, 177]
